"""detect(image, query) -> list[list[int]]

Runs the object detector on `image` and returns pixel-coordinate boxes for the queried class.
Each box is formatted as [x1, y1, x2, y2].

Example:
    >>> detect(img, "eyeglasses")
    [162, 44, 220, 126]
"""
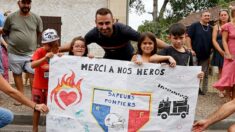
[74, 45, 86, 49]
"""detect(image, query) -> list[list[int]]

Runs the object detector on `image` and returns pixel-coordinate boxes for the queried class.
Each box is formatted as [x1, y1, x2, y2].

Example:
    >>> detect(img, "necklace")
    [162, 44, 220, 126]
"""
[201, 23, 209, 31]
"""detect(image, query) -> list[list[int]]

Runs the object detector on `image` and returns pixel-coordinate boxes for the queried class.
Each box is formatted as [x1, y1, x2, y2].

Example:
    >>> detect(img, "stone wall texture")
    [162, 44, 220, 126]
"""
[1, 0, 124, 57]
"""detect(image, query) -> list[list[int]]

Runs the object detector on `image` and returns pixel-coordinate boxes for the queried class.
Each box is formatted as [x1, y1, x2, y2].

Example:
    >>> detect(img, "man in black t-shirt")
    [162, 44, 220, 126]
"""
[186, 11, 213, 95]
[84, 8, 139, 60]
[85, 8, 168, 61]
[60, 8, 168, 61]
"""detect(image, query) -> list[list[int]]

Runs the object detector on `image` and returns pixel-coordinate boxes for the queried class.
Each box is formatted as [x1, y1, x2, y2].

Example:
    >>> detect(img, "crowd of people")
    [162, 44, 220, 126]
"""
[0, 0, 235, 131]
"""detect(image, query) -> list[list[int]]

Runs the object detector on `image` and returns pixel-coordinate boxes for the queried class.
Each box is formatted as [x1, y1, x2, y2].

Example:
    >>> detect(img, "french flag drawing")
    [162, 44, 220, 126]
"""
[92, 88, 151, 132]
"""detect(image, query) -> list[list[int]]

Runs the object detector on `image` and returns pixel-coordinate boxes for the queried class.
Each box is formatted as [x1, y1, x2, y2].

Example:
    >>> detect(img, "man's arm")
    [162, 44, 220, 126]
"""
[193, 99, 235, 132]
[0, 36, 7, 48]
[186, 36, 192, 49]
[156, 38, 168, 49]
[186, 23, 197, 56]
[120, 23, 169, 49]
[186, 35, 196, 56]
[59, 43, 71, 52]
[59, 28, 95, 52]
[0, 75, 49, 113]
[0, 27, 3, 35]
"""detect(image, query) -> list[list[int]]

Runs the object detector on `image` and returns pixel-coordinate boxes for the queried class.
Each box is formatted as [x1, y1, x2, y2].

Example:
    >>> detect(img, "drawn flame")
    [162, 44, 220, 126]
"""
[50, 71, 83, 110]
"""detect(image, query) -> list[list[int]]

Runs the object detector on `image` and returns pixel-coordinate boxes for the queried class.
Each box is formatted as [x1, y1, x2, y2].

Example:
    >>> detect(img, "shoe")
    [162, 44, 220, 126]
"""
[199, 89, 205, 95]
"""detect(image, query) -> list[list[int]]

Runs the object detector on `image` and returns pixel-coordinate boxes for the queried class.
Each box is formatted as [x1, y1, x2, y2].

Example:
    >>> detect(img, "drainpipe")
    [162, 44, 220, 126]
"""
[126, 0, 129, 25]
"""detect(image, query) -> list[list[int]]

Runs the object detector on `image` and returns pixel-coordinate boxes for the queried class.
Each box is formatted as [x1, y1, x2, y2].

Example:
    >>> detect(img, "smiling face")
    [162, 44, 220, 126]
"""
[140, 37, 155, 55]
[96, 13, 114, 37]
[201, 11, 211, 24]
[72, 40, 86, 56]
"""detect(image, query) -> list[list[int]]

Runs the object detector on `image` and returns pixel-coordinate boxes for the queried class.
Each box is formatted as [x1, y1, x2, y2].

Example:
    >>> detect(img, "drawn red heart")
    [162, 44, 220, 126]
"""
[59, 91, 77, 106]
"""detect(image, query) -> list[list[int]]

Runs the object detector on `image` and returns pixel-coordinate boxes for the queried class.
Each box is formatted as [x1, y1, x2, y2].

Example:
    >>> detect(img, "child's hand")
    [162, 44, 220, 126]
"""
[57, 52, 64, 57]
[41, 64, 49, 70]
[168, 57, 176, 67]
[131, 55, 142, 65]
[87, 53, 94, 59]
[134, 60, 143, 65]
[45, 52, 54, 59]
[197, 71, 204, 79]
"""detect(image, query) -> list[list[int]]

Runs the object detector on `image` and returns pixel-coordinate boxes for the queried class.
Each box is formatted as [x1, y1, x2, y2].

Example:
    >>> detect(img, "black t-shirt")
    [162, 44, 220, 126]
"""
[85, 23, 140, 61]
[159, 46, 193, 66]
[187, 22, 212, 61]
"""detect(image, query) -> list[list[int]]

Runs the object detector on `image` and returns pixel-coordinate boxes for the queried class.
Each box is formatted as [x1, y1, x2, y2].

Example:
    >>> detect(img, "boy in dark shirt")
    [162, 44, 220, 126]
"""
[159, 23, 193, 66]
[159, 23, 204, 80]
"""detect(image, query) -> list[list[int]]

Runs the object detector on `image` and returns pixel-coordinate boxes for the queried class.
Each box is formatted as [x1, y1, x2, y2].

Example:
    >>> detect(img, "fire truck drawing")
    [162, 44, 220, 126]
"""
[157, 97, 189, 119]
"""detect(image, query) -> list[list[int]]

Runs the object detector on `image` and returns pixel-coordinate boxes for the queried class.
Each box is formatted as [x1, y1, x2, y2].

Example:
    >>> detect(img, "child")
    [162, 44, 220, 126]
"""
[31, 29, 60, 132]
[157, 23, 204, 79]
[158, 23, 193, 66]
[131, 32, 176, 67]
[0, 11, 8, 81]
[69, 36, 88, 56]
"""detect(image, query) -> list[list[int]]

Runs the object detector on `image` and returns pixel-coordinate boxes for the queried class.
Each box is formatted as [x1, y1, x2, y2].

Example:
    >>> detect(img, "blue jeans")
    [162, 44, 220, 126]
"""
[0, 107, 14, 128]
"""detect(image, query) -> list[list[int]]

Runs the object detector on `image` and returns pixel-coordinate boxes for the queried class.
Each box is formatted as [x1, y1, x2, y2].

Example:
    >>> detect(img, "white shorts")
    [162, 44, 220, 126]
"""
[8, 53, 34, 75]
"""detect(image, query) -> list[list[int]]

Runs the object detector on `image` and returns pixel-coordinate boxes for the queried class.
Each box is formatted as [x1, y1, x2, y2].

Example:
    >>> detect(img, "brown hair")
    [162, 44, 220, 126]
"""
[231, 8, 235, 18]
[95, 8, 113, 19]
[69, 36, 88, 56]
[137, 32, 157, 55]
[219, 9, 230, 25]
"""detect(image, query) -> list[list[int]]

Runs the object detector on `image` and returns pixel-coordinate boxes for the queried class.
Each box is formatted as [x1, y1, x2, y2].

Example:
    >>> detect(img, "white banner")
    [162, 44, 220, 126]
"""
[46, 56, 200, 132]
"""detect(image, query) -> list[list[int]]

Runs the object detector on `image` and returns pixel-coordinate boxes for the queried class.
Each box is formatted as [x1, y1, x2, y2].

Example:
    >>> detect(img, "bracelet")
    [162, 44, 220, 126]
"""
[34, 103, 37, 111]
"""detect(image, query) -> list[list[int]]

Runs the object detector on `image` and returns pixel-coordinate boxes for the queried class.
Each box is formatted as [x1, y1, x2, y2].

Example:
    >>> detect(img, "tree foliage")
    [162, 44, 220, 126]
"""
[129, 0, 232, 40]
[129, 0, 145, 15]
[169, 0, 218, 20]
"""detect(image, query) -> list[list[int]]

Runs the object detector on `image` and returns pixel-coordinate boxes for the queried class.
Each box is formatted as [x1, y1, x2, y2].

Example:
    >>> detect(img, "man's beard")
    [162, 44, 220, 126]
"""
[99, 28, 112, 36]
[20, 7, 30, 14]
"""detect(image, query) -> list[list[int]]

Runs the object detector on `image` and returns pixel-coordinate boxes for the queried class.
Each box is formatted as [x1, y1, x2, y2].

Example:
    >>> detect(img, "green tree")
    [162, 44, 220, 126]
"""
[129, 0, 146, 15]
[129, 0, 231, 40]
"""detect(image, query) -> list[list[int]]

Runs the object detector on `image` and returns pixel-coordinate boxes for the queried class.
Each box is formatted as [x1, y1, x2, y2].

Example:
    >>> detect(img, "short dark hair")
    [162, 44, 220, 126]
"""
[95, 8, 113, 18]
[69, 36, 88, 56]
[201, 10, 210, 16]
[169, 23, 186, 36]
[19, 0, 31, 3]
[137, 32, 157, 55]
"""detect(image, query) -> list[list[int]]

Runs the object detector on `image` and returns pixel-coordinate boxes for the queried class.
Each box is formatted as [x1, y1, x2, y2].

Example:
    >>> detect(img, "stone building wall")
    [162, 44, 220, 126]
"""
[0, 0, 127, 57]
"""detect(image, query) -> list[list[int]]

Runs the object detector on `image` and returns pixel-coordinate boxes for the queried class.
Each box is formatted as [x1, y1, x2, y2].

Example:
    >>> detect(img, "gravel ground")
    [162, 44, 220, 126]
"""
[0, 84, 32, 114]
[195, 93, 232, 119]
